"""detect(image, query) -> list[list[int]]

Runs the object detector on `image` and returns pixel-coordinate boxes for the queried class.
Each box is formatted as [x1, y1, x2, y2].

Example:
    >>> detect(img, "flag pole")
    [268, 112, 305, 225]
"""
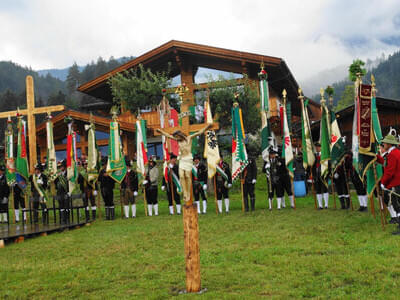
[96, 192, 102, 219]
[290, 177, 296, 209]
[331, 175, 337, 209]
[143, 186, 148, 217]
[11, 186, 15, 224]
[241, 177, 245, 212]
[169, 172, 176, 214]
[120, 188, 124, 219]
[310, 173, 317, 210]
[373, 165, 385, 229]
[213, 176, 218, 215]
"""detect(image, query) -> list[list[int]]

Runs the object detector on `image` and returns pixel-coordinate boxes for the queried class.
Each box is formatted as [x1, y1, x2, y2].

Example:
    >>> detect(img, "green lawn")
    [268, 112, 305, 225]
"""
[1, 181, 399, 299]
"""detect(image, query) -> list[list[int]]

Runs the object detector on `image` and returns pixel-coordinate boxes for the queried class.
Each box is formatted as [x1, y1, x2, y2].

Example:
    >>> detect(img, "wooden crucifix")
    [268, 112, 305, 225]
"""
[155, 83, 218, 293]
[0, 76, 65, 173]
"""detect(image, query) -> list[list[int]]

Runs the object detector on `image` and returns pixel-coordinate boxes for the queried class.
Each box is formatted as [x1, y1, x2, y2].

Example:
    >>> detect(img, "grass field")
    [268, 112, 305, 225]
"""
[1, 179, 400, 299]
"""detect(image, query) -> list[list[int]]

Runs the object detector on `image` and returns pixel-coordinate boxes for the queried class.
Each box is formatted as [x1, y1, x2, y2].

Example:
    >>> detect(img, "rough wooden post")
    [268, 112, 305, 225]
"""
[183, 203, 201, 292]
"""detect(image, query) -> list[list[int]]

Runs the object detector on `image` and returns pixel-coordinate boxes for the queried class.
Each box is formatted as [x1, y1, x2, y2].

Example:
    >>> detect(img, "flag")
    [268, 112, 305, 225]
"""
[16, 115, 29, 181]
[85, 118, 100, 187]
[320, 101, 331, 184]
[106, 119, 127, 184]
[330, 109, 345, 172]
[203, 100, 220, 178]
[46, 115, 57, 182]
[169, 108, 179, 156]
[353, 82, 375, 182]
[366, 80, 383, 195]
[136, 119, 148, 181]
[232, 104, 248, 181]
[5, 117, 16, 185]
[259, 68, 277, 161]
[66, 118, 78, 193]
[281, 101, 294, 178]
[301, 98, 315, 169]
[158, 101, 170, 183]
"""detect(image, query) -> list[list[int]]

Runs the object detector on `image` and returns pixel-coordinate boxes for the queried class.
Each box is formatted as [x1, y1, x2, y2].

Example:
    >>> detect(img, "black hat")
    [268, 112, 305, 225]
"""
[314, 142, 321, 147]
[101, 157, 108, 166]
[193, 154, 201, 160]
[35, 163, 42, 171]
[125, 157, 130, 165]
[170, 153, 177, 159]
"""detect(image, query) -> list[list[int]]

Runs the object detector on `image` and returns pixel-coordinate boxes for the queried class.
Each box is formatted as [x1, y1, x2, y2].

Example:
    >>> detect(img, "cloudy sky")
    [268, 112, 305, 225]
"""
[0, 0, 399, 82]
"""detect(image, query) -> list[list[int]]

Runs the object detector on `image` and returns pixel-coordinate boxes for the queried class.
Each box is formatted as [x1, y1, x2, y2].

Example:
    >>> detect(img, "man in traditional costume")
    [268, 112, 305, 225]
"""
[55, 160, 70, 224]
[192, 154, 208, 214]
[99, 159, 115, 220]
[78, 160, 98, 221]
[242, 155, 257, 212]
[377, 134, 400, 235]
[144, 157, 159, 216]
[312, 142, 329, 209]
[30, 164, 48, 224]
[162, 154, 181, 215]
[215, 155, 232, 213]
[121, 159, 138, 218]
[0, 166, 10, 224]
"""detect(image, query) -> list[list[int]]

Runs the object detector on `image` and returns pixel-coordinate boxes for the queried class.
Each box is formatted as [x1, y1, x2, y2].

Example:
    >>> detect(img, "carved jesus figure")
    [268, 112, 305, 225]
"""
[156, 124, 211, 204]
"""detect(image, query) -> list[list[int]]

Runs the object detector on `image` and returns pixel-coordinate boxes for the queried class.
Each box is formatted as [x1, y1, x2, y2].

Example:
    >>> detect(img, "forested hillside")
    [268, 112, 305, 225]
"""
[0, 56, 133, 140]
[311, 50, 400, 110]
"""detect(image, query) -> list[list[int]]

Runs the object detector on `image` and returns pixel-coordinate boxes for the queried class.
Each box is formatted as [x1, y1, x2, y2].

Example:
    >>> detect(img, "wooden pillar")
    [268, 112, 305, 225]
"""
[183, 203, 201, 292]
[122, 133, 128, 156]
[26, 76, 37, 173]
[80, 127, 87, 156]
[180, 63, 195, 132]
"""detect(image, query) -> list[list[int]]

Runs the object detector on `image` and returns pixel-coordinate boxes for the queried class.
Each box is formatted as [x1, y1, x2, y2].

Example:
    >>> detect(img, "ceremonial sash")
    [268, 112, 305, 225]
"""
[169, 167, 182, 194]
[216, 164, 228, 182]
[57, 173, 68, 191]
[33, 174, 49, 202]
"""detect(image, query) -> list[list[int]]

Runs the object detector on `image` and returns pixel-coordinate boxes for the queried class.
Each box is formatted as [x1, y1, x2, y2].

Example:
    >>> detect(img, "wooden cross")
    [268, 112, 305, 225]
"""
[154, 84, 218, 293]
[0, 76, 65, 173]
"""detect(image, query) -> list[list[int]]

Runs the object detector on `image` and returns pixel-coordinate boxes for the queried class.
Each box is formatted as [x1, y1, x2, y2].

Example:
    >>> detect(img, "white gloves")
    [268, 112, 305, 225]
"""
[227, 183, 232, 188]
[334, 173, 339, 179]
[203, 184, 207, 191]
[37, 179, 43, 185]
[133, 191, 138, 197]
[67, 192, 72, 197]
[161, 186, 166, 191]
[143, 180, 148, 185]
[169, 163, 174, 168]
[3, 197, 7, 202]
[252, 179, 256, 184]
[93, 190, 98, 196]
[264, 163, 270, 170]
[380, 183, 385, 190]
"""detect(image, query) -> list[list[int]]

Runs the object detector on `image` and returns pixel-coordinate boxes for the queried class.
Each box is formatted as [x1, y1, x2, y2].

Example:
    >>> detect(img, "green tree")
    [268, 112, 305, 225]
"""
[335, 85, 354, 111]
[205, 75, 261, 135]
[66, 62, 81, 94]
[108, 63, 172, 113]
[348, 59, 366, 82]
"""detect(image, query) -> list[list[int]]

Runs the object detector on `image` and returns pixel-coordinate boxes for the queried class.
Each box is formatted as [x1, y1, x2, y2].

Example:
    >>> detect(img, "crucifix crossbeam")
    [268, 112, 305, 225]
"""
[0, 76, 65, 173]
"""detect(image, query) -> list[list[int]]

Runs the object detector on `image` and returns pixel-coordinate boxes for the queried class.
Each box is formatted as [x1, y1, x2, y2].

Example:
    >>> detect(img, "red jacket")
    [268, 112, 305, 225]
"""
[377, 147, 400, 188]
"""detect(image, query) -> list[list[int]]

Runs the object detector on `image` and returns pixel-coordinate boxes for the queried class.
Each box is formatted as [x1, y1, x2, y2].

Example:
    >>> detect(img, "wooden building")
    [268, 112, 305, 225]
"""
[37, 40, 321, 159]
[307, 96, 400, 148]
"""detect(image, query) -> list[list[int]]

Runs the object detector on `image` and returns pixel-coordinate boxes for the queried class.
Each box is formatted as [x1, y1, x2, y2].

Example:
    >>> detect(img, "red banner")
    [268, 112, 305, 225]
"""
[359, 84, 372, 152]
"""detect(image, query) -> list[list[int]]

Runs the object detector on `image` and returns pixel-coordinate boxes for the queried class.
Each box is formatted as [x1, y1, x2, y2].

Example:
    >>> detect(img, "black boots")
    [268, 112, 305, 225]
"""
[250, 197, 255, 211]
[105, 207, 114, 220]
[92, 209, 96, 220]
[392, 218, 400, 235]
[340, 197, 346, 209]
[85, 209, 90, 222]
[42, 210, 48, 225]
[110, 207, 115, 220]
[345, 198, 351, 209]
